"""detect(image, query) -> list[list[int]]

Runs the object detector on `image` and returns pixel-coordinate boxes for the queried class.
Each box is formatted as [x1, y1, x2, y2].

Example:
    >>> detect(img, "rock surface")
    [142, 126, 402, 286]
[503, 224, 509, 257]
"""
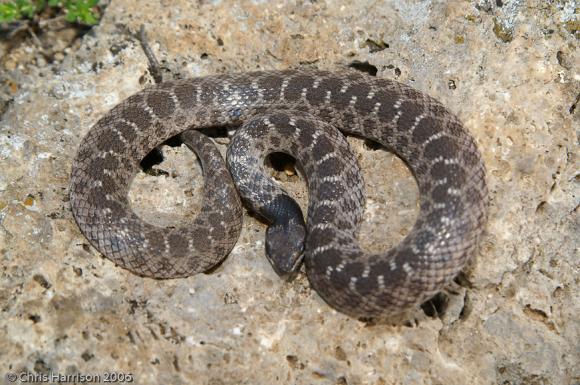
[0, 1, 578, 384]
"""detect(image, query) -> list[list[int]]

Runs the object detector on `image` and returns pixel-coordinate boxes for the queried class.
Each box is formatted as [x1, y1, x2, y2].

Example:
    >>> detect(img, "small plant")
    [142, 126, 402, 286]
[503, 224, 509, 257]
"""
[0, 0, 101, 26]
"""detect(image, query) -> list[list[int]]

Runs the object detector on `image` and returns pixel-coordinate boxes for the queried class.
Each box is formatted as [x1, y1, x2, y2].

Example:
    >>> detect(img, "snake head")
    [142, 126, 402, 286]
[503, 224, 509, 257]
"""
[265, 216, 306, 278]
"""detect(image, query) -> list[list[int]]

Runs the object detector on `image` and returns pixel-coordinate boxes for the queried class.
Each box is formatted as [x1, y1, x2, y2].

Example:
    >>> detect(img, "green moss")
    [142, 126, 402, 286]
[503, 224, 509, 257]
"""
[493, 17, 514, 43]
[0, 0, 101, 25]
[564, 20, 580, 36]
[465, 14, 478, 23]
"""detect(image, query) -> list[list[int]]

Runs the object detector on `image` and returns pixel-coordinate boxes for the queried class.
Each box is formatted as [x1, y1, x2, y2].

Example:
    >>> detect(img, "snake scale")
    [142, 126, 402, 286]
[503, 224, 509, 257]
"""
[70, 69, 488, 318]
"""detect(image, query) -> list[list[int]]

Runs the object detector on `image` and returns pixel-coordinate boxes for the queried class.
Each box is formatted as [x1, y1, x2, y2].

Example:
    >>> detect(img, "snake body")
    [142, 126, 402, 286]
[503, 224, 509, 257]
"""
[70, 69, 488, 318]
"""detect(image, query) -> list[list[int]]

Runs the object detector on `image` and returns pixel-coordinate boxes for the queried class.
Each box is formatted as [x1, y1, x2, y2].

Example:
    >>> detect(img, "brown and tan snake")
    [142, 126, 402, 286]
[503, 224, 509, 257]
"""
[70, 69, 488, 318]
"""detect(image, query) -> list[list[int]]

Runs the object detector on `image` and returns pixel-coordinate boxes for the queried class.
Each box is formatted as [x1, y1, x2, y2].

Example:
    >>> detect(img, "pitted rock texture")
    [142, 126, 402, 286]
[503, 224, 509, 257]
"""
[0, 1, 577, 384]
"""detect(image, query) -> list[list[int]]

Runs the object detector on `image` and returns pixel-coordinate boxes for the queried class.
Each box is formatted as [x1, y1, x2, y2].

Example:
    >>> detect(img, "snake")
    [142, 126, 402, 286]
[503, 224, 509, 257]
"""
[69, 69, 488, 318]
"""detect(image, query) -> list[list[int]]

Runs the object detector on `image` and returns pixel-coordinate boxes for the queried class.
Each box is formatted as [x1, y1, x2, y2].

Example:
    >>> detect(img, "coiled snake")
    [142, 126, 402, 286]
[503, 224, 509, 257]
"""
[70, 70, 488, 318]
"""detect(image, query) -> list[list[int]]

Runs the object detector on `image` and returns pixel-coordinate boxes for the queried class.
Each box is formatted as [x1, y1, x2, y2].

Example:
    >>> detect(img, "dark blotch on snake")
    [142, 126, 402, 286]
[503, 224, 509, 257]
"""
[147, 91, 176, 118]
